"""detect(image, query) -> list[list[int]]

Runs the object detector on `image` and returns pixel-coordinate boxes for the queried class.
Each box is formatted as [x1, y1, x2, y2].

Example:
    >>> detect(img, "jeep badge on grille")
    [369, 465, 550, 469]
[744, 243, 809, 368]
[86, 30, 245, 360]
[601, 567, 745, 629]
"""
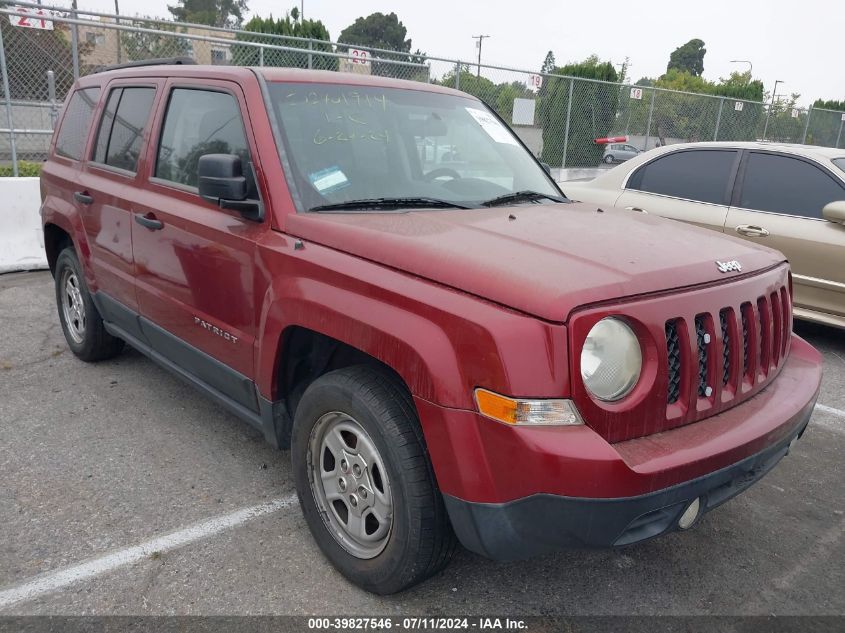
[716, 260, 742, 273]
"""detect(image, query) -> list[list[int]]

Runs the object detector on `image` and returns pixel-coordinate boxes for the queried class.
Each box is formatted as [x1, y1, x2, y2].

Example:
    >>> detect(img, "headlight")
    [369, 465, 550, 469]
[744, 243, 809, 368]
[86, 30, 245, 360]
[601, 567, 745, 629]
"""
[580, 317, 642, 401]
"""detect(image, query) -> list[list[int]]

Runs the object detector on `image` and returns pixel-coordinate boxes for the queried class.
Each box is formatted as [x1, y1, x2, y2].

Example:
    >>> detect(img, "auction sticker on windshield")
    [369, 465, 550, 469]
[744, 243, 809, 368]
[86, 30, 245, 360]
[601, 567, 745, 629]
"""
[465, 107, 518, 145]
[309, 166, 350, 194]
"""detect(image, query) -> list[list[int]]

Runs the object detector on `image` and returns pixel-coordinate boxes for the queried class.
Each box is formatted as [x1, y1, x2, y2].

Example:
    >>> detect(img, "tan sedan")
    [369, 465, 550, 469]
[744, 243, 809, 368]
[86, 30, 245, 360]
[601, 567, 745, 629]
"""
[563, 142, 845, 329]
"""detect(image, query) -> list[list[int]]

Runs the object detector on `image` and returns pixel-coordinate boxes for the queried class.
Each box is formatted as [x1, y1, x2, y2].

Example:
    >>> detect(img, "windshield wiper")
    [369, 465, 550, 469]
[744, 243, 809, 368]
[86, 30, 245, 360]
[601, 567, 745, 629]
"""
[309, 197, 473, 212]
[481, 190, 568, 207]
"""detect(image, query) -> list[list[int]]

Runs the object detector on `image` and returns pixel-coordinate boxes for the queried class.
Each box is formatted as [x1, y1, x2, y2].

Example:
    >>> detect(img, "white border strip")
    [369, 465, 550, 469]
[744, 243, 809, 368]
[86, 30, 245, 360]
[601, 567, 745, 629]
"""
[0, 494, 297, 610]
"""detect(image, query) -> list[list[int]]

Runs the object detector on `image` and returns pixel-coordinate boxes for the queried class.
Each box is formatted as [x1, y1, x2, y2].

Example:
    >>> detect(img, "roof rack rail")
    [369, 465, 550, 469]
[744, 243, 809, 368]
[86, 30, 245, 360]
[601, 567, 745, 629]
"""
[93, 57, 197, 73]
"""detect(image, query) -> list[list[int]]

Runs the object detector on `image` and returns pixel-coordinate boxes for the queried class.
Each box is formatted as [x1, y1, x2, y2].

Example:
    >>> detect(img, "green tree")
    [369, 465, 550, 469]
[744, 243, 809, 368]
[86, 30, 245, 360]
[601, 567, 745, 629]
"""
[714, 71, 764, 101]
[231, 10, 337, 70]
[337, 12, 425, 78]
[438, 69, 532, 122]
[667, 38, 706, 76]
[808, 99, 845, 146]
[540, 51, 555, 75]
[167, 0, 248, 28]
[765, 93, 805, 143]
[625, 69, 766, 144]
[712, 72, 765, 141]
[538, 55, 619, 167]
[813, 98, 845, 111]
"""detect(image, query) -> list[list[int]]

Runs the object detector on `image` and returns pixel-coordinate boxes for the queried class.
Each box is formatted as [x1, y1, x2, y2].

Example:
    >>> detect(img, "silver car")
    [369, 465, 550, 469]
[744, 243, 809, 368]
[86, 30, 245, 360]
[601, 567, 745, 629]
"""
[602, 143, 641, 164]
[564, 142, 845, 329]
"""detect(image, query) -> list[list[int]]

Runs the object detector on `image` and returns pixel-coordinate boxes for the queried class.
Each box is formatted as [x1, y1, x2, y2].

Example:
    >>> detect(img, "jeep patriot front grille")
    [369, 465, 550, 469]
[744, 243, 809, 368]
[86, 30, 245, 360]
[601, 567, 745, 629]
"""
[664, 285, 791, 410]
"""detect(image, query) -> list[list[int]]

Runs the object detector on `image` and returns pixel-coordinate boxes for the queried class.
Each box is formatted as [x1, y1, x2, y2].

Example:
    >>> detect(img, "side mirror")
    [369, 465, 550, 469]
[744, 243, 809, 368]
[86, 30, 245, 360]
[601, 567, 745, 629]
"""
[822, 200, 845, 224]
[540, 162, 552, 175]
[198, 154, 262, 221]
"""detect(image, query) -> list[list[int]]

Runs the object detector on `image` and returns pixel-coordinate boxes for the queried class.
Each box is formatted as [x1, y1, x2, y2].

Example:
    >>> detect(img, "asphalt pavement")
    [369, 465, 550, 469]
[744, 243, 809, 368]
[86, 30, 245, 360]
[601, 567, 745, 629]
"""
[0, 271, 843, 616]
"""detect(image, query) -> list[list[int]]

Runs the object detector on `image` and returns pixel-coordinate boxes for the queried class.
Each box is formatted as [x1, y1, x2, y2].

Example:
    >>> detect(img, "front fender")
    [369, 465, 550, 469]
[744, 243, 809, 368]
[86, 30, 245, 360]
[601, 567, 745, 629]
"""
[254, 239, 570, 410]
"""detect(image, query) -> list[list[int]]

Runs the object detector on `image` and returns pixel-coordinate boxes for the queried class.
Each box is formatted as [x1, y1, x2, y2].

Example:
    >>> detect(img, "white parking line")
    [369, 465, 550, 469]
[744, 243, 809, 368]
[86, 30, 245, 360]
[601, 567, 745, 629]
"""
[1, 404, 843, 609]
[0, 494, 298, 610]
[816, 404, 845, 419]
[813, 403, 845, 434]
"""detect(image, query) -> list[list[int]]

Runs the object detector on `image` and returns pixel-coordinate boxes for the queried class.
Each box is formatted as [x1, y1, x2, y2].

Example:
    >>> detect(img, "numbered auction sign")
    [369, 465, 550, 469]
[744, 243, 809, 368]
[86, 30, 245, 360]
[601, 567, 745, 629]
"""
[349, 49, 371, 66]
[8, 7, 55, 30]
[528, 75, 543, 90]
[734, 101, 744, 112]
[630, 87, 643, 100]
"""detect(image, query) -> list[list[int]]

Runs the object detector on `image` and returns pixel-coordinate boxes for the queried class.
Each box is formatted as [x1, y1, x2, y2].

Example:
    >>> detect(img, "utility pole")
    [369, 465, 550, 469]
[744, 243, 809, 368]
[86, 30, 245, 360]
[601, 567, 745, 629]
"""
[762, 79, 784, 141]
[472, 34, 490, 78]
[114, 0, 120, 63]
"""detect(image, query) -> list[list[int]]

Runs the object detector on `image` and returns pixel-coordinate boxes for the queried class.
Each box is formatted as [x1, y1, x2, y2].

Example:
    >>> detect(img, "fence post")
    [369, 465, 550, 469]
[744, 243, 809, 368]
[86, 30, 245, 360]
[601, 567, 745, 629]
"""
[836, 119, 843, 149]
[644, 89, 655, 150]
[307, 40, 313, 69]
[0, 24, 18, 177]
[714, 97, 724, 141]
[47, 70, 58, 128]
[259, 46, 264, 67]
[70, 1, 80, 79]
[801, 106, 812, 144]
[561, 78, 573, 168]
[762, 103, 771, 141]
[454, 61, 460, 90]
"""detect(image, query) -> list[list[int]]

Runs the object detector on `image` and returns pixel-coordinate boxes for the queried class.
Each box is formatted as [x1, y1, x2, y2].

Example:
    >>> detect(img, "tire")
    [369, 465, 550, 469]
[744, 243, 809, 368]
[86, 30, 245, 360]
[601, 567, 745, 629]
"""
[54, 247, 124, 362]
[291, 365, 456, 594]
[604, 154, 615, 164]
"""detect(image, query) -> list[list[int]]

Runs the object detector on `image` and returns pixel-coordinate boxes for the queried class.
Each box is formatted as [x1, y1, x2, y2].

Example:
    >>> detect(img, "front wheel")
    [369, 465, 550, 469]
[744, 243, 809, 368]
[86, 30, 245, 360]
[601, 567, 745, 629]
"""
[604, 154, 615, 164]
[291, 365, 456, 594]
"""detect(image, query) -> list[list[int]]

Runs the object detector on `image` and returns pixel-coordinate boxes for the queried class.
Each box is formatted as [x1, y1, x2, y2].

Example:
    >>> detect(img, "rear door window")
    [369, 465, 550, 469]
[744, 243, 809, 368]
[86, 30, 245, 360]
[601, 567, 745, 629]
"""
[55, 87, 101, 160]
[627, 149, 738, 205]
[739, 152, 845, 219]
[92, 86, 156, 172]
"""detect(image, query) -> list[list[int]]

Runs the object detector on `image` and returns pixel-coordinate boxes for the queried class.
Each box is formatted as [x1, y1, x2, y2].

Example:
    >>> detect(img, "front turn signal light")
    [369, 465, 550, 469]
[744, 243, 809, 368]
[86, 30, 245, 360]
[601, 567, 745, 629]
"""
[474, 388, 583, 426]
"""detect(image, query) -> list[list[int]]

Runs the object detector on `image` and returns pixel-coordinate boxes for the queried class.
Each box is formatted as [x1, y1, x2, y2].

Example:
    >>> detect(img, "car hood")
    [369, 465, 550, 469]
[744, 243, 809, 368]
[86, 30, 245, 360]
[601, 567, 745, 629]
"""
[284, 203, 785, 322]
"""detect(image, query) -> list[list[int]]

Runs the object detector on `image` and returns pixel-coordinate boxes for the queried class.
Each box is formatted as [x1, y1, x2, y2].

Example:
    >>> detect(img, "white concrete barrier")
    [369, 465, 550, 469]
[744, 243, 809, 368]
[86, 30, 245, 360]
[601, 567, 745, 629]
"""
[0, 177, 48, 274]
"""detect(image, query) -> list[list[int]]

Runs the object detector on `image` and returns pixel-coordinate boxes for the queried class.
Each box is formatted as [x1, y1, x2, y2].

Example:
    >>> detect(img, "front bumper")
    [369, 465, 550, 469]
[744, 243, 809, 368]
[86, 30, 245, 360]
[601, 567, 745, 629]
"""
[415, 334, 822, 560]
[444, 408, 811, 560]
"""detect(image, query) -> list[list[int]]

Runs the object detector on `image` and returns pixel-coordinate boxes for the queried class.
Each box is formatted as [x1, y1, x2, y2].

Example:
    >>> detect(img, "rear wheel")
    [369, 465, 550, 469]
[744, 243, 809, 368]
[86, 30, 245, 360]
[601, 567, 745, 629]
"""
[54, 247, 124, 362]
[604, 154, 615, 164]
[292, 365, 456, 594]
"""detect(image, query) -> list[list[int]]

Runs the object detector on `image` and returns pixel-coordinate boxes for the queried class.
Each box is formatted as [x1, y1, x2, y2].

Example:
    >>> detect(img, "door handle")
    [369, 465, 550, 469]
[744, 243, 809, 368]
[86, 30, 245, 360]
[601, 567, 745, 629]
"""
[134, 213, 164, 231]
[625, 206, 648, 214]
[73, 191, 94, 205]
[735, 224, 770, 237]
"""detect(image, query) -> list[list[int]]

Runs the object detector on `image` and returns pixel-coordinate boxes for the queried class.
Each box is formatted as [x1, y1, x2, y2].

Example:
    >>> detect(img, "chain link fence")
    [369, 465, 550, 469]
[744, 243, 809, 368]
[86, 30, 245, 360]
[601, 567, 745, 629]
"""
[1, 0, 843, 176]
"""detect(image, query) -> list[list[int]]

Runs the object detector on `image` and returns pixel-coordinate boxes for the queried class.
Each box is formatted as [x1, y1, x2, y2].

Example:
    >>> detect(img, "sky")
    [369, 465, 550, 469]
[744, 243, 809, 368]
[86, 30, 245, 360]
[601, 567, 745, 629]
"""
[45, 0, 845, 105]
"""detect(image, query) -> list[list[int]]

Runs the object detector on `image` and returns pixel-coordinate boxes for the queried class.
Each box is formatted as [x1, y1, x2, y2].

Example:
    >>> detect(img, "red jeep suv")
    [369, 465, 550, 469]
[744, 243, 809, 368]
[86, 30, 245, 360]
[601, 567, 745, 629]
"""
[40, 61, 823, 594]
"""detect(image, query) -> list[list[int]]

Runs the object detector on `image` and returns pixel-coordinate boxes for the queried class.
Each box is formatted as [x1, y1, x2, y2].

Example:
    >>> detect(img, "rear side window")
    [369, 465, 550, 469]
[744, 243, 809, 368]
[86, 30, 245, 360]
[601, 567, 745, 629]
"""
[55, 87, 100, 160]
[628, 149, 737, 205]
[155, 88, 251, 188]
[833, 158, 845, 174]
[92, 86, 156, 172]
[739, 152, 845, 219]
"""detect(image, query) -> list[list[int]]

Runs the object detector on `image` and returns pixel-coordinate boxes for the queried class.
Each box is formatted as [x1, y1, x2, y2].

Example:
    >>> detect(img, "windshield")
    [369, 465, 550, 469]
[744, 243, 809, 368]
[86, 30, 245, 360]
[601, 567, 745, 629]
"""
[267, 82, 561, 211]
[834, 158, 845, 174]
